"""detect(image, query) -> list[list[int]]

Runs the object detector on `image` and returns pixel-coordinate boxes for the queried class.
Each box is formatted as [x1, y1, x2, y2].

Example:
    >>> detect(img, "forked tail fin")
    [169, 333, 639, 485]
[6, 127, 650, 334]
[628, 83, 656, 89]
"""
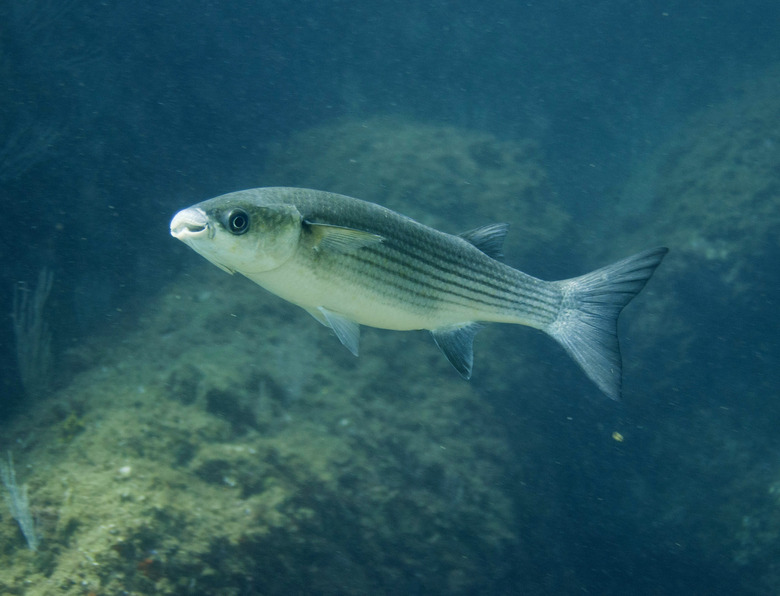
[546, 247, 668, 399]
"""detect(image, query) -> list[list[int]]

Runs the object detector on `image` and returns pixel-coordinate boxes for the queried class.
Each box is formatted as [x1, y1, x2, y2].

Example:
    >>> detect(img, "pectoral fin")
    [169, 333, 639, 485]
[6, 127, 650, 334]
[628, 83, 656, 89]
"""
[305, 221, 384, 254]
[431, 323, 484, 379]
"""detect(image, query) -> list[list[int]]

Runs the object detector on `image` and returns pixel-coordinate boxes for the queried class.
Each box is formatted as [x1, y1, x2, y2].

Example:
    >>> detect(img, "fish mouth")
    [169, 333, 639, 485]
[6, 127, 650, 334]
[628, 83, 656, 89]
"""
[170, 207, 236, 274]
[170, 207, 210, 239]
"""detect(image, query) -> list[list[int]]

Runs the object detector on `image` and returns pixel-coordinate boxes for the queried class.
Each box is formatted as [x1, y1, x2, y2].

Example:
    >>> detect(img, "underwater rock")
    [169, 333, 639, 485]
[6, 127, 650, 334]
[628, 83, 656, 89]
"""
[262, 115, 574, 260]
[599, 69, 780, 397]
[591, 68, 780, 595]
[0, 267, 529, 595]
[616, 71, 780, 295]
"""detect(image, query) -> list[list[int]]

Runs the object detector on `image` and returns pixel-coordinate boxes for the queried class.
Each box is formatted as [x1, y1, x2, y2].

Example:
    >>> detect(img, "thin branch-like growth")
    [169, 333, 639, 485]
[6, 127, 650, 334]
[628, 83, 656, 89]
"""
[12, 268, 54, 398]
[0, 452, 40, 551]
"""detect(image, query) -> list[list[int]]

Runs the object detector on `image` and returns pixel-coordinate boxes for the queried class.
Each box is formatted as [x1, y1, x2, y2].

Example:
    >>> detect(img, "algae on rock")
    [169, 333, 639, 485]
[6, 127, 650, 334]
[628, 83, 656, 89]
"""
[262, 116, 574, 260]
[617, 71, 780, 293]
[0, 266, 526, 595]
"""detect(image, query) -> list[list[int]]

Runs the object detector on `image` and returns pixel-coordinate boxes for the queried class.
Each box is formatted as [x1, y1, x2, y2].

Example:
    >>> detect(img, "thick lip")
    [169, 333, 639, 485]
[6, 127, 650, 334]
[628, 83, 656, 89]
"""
[170, 207, 209, 239]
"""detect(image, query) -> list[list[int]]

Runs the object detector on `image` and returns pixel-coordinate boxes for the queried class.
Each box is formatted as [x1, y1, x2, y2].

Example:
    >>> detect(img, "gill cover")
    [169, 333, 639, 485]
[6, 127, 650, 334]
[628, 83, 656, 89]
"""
[215, 202, 302, 274]
[171, 198, 302, 275]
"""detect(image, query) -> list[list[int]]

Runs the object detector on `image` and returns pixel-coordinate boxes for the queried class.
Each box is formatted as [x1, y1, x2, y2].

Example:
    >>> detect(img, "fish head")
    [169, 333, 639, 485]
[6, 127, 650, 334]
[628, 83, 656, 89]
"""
[170, 192, 302, 275]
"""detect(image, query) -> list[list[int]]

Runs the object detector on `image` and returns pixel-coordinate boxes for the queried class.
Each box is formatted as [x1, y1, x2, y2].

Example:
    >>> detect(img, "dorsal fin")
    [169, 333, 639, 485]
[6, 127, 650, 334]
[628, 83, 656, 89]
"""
[458, 223, 509, 261]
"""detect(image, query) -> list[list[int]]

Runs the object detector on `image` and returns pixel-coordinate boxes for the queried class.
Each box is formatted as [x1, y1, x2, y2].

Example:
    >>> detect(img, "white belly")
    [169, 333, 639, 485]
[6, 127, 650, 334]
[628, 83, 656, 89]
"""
[243, 263, 466, 331]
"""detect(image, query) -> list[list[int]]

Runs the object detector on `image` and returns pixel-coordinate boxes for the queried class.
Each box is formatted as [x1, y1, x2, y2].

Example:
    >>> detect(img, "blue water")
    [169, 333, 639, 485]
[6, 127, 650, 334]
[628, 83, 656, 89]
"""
[2, 1, 780, 594]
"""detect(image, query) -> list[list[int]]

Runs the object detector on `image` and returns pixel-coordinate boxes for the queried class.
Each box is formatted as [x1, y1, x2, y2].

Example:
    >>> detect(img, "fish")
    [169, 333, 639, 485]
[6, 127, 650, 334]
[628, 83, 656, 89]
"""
[170, 187, 667, 399]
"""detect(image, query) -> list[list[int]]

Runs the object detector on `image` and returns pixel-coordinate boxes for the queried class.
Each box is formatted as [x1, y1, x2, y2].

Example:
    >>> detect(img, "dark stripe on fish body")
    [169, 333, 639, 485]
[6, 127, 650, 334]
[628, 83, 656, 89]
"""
[367, 219, 554, 308]
[320, 231, 560, 323]
[320, 237, 509, 309]
[386, 241, 558, 313]
[294, 191, 561, 323]
[368, 234, 559, 313]
[351, 247, 534, 313]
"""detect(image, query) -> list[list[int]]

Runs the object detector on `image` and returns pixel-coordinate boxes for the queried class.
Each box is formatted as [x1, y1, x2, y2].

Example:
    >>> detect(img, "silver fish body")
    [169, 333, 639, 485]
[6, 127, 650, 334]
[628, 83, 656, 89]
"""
[171, 187, 667, 398]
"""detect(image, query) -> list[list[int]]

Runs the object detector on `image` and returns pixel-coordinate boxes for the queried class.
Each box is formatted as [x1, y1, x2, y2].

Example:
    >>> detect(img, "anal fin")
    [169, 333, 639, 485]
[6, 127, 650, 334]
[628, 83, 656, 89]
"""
[431, 322, 484, 379]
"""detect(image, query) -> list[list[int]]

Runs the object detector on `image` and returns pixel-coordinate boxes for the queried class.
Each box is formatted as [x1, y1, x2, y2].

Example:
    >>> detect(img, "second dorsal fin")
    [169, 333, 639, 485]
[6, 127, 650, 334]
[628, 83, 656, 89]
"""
[458, 223, 509, 261]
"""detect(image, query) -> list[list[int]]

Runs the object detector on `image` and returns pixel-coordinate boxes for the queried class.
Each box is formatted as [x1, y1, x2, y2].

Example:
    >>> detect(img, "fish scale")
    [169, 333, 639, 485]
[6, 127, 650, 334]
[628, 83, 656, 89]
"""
[171, 187, 667, 398]
[291, 192, 559, 322]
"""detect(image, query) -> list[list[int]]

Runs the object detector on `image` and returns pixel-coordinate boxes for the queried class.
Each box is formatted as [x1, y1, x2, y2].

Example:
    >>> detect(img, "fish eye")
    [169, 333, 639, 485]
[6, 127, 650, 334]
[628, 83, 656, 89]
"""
[227, 209, 250, 235]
